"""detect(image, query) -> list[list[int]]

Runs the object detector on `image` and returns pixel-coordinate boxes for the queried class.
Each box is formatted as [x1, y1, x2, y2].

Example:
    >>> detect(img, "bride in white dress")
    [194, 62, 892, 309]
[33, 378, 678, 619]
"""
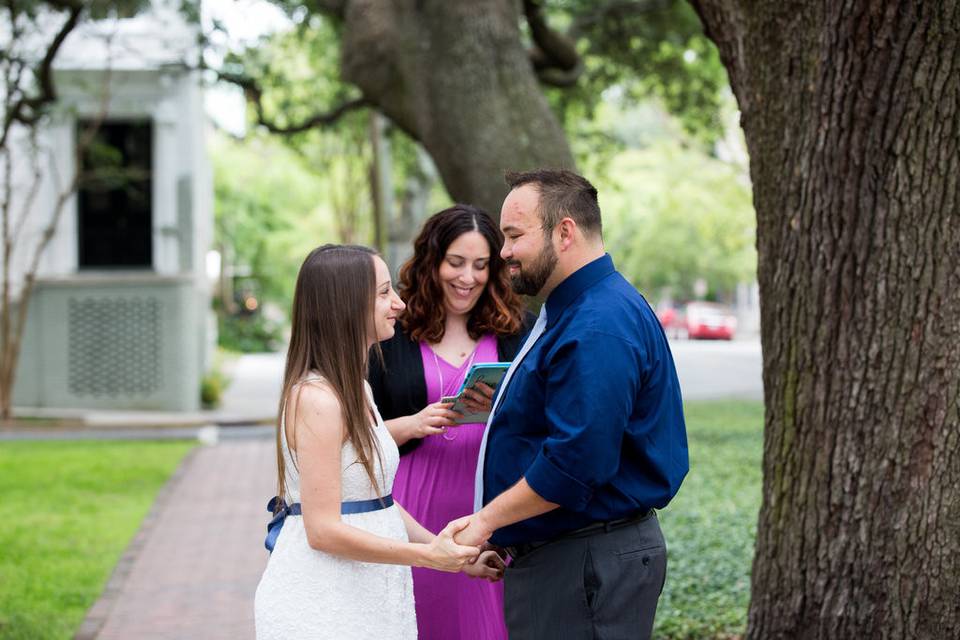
[254, 245, 503, 640]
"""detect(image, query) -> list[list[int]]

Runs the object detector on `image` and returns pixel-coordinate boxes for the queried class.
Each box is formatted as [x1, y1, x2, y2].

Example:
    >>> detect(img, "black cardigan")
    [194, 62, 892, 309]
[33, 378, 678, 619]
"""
[368, 314, 534, 455]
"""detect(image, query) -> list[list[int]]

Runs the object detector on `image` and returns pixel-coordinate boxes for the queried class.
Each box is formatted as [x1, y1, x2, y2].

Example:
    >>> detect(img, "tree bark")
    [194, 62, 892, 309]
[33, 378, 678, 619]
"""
[337, 0, 575, 215]
[689, 1, 960, 637]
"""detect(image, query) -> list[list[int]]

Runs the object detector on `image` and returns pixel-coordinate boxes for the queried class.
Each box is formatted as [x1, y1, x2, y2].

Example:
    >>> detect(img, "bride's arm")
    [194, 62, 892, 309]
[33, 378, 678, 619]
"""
[291, 383, 477, 571]
[395, 503, 435, 544]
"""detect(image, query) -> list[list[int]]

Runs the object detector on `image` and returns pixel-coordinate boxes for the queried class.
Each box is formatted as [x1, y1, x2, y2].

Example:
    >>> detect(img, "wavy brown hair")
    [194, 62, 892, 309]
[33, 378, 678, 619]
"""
[275, 245, 384, 508]
[398, 204, 524, 343]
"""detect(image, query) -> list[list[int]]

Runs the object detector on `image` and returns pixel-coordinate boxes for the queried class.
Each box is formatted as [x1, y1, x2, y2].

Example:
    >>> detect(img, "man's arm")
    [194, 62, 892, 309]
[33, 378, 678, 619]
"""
[459, 330, 641, 546]
[455, 478, 559, 546]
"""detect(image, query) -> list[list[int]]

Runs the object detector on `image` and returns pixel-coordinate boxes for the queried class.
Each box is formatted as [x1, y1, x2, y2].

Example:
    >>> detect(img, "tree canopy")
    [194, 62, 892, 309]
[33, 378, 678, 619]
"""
[214, 0, 749, 309]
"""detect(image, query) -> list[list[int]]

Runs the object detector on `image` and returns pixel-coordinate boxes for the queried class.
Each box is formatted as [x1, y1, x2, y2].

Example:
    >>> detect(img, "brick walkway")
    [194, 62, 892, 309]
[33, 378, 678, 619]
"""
[77, 439, 275, 640]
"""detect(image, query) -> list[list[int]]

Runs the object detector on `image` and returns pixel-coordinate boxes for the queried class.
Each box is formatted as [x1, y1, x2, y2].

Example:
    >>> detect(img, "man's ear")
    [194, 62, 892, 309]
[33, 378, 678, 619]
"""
[556, 218, 577, 251]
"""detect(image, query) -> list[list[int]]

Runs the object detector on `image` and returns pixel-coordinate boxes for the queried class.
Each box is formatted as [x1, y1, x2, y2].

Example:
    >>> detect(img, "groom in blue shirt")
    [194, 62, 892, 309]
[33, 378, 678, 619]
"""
[457, 169, 688, 639]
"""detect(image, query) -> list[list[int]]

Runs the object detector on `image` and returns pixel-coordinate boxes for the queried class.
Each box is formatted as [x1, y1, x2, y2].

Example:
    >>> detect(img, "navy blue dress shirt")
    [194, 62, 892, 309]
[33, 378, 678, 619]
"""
[482, 254, 688, 547]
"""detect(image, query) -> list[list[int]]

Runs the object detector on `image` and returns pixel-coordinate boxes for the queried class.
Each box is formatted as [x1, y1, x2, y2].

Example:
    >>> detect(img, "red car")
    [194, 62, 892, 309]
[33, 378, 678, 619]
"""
[659, 302, 737, 340]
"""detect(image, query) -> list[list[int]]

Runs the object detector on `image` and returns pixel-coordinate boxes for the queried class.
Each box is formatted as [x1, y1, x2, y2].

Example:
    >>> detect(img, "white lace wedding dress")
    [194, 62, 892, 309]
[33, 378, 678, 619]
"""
[254, 379, 416, 639]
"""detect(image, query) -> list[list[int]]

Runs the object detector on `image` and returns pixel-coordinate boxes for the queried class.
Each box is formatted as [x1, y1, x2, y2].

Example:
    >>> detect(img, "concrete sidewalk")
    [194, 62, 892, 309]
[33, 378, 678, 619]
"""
[77, 438, 275, 640]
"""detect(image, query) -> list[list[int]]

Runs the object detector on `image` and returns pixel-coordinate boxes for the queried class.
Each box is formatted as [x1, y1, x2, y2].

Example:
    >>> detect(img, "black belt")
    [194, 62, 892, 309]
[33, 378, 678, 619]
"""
[505, 509, 655, 561]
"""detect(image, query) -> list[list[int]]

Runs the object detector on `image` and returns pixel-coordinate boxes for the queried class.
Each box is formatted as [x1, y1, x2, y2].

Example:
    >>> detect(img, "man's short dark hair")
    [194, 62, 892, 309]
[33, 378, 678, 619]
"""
[504, 169, 602, 237]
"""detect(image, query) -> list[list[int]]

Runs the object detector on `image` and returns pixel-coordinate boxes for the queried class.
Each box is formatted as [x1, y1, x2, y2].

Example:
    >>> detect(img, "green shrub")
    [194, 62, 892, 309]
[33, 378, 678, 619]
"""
[200, 369, 228, 408]
[217, 313, 284, 353]
[199, 348, 237, 408]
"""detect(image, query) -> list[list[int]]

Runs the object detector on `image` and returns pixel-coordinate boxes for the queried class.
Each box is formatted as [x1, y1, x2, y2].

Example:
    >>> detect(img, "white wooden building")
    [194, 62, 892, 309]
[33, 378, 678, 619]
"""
[7, 1, 213, 411]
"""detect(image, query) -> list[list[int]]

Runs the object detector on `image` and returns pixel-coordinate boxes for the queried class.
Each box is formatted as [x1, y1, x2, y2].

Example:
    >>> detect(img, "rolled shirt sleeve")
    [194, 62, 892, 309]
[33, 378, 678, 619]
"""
[524, 330, 642, 512]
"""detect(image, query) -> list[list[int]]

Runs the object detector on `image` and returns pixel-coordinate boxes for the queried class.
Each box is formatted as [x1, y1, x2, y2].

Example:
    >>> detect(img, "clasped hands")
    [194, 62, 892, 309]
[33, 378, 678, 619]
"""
[432, 512, 504, 582]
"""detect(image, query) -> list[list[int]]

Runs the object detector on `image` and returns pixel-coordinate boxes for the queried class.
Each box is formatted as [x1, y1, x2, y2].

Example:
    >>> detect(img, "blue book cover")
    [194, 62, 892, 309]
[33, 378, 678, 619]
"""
[441, 362, 511, 425]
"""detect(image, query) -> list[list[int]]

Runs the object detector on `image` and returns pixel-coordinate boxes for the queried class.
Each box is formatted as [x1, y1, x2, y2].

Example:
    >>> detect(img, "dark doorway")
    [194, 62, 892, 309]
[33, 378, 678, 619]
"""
[77, 120, 153, 269]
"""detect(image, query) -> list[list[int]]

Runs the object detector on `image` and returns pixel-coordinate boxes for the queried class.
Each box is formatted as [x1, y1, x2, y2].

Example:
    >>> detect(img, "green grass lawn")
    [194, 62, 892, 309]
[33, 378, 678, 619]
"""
[655, 400, 764, 639]
[0, 440, 194, 640]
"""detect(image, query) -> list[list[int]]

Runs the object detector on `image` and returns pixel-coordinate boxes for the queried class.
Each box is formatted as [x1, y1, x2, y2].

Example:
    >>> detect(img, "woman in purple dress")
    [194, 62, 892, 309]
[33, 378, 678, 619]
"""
[368, 205, 530, 640]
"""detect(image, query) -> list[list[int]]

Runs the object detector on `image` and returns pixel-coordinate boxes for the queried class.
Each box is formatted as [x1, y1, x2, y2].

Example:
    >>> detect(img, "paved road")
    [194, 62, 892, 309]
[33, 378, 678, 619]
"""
[225, 342, 766, 404]
[214, 342, 765, 408]
[669, 338, 764, 401]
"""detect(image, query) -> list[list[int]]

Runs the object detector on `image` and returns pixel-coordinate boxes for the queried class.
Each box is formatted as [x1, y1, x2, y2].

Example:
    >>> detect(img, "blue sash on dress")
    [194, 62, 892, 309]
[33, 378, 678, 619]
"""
[264, 494, 395, 552]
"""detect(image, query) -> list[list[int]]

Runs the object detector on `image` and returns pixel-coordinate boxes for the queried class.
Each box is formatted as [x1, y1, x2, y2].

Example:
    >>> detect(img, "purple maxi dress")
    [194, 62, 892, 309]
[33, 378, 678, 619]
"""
[391, 333, 508, 640]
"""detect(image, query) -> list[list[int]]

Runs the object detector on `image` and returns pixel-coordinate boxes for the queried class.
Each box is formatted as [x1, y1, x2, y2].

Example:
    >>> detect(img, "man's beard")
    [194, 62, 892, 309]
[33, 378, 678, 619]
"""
[509, 241, 558, 296]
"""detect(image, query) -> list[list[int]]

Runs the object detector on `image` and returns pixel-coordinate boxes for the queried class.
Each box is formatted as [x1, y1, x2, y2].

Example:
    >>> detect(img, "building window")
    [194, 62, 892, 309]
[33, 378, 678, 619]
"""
[77, 120, 153, 269]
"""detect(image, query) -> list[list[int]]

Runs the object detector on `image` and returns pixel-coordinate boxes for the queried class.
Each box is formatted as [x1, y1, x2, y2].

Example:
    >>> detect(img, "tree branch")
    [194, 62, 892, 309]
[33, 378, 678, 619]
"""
[310, 0, 347, 19]
[216, 70, 369, 135]
[0, 20, 113, 419]
[523, 0, 581, 72]
[26, 3, 83, 107]
[1, 146, 13, 392]
[0, 2, 85, 149]
[10, 128, 43, 249]
[2, 62, 110, 410]
[535, 61, 586, 88]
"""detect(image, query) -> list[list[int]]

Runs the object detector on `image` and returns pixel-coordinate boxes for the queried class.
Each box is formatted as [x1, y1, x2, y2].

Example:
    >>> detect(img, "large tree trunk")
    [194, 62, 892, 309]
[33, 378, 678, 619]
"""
[690, 1, 960, 637]
[338, 0, 575, 215]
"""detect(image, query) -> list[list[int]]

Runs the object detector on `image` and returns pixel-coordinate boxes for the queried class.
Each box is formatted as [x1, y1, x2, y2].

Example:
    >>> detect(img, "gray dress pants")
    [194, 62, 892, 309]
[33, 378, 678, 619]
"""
[503, 512, 667, 640]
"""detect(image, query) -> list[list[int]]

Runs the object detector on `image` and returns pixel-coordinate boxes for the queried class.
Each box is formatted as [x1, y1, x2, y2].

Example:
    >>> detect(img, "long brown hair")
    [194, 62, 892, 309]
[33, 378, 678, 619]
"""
[275, 244, 384, 506]
[398, 204, 524, 342]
